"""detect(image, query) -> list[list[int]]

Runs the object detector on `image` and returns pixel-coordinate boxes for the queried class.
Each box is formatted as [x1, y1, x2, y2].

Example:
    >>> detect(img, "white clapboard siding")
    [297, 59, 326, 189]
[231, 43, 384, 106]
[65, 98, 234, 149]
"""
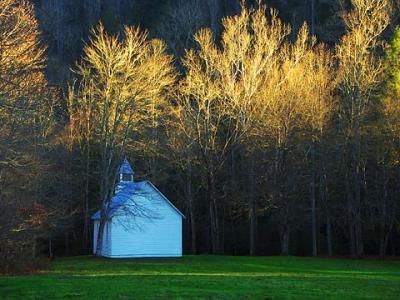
[92, 180, 183, 258]
[110, 182, 182, 258]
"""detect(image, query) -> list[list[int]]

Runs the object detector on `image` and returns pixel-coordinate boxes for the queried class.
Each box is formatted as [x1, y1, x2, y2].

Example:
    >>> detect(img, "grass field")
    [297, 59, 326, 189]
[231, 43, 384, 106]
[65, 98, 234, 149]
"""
[1, 255, 400, 299]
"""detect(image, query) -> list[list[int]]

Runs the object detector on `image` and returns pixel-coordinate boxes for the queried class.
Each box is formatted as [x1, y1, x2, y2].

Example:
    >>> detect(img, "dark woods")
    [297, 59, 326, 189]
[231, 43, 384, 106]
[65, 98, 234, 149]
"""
[1, 0, 400, 272]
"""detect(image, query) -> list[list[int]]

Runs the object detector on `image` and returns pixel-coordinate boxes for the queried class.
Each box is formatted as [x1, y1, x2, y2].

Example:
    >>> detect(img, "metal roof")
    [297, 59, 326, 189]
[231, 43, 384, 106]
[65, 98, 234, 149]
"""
[91, 180, 185, 220]
[91, 181, 144, 220]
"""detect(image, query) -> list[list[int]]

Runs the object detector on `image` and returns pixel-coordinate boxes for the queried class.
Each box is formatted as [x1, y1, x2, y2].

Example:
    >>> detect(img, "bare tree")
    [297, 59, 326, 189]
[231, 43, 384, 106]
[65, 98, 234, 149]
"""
[302, 46, 335, 256]
[0, 0, 57, 270]
[376, 26, 400, 257]
[248, 21, 335, 255]
[174, 3, 291, 253]
[166, 116, 199, 253]
[68, 24, 176, 255]
[336, 0, 392, 257]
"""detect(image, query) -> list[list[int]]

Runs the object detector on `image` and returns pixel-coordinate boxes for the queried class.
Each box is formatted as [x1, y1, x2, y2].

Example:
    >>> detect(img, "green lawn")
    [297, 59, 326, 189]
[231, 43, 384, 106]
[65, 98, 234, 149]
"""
[1, 255, 400, 299]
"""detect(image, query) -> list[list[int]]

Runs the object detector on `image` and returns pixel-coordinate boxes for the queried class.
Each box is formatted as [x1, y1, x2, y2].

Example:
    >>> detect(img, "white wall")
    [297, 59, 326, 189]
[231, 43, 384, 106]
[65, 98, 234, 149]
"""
[110, 183, 183, 258]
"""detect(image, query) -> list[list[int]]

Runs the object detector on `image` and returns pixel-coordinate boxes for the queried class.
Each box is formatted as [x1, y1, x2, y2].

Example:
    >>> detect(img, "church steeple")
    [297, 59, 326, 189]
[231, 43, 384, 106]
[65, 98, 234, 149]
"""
[119, 158, 134, 182]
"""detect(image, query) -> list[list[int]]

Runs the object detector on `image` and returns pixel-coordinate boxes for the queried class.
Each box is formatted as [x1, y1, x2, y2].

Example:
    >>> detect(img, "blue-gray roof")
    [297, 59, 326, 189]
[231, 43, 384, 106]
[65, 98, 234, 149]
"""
[119, 158, 134, 174]
[91, 181, 146, 220]
[91, 180, 185, 220]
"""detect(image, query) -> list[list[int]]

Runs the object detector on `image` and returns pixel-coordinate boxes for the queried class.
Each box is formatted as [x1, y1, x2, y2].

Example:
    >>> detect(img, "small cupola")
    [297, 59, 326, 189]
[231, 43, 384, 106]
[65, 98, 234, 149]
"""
[119, 158, 134, 182]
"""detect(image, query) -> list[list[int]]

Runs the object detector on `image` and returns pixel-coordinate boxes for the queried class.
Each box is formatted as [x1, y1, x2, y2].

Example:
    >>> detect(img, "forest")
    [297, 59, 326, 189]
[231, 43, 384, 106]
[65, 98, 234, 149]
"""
[1, 0, 400, 272]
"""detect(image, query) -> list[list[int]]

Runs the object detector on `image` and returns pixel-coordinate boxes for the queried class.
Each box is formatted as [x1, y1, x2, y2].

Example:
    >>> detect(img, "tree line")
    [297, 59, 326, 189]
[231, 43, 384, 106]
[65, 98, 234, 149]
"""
[1, 0, 400, 272]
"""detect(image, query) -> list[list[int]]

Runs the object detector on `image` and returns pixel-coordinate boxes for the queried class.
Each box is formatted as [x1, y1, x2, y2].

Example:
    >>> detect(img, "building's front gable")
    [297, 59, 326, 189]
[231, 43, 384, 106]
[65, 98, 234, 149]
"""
[110, 181, 183, 257]
[92, 159, 184, 258]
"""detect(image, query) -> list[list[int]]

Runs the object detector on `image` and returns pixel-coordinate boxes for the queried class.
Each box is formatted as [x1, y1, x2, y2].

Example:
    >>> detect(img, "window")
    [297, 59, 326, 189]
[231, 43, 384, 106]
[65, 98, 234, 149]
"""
[122, 174, 133, 181]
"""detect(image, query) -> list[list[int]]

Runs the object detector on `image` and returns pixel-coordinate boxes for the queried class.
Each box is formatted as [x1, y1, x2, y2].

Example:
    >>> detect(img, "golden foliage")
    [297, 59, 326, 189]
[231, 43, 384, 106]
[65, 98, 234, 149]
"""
[172, 2, 336, 161]
[0, 0, 47, 99]
[0, 0, 53, 162]
[68, 23, 176, 149]
[336, 0, 392, 125]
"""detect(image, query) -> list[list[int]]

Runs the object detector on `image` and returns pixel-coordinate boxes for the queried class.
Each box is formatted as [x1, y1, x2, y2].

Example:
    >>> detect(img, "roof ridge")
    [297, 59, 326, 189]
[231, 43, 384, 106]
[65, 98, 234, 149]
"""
[91, 180, 185, 220]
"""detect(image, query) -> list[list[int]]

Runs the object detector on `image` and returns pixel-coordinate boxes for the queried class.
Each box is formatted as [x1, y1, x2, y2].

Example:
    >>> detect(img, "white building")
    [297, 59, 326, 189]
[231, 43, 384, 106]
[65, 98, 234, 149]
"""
[92, 159, 184, 258]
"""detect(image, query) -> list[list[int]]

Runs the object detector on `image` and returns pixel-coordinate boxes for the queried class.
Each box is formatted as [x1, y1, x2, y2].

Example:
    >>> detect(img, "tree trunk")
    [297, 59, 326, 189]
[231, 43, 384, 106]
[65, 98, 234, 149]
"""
[186, 176, 197, 254]
[275, 144, 290, 256]
[83, 142, 90, 253]
[221, 205, 225, 254]
[320, 157, 332, 256]
[96, 144, 118, 256]
[322, 180, 333, 256]
[354, 129, 364, 258]
[355, 220, 364, 257]
[49, 236, 53, 258]
[64, 232, 70, 256]
[349, 221, 356, 257]
[230, 210, 238, 255]
[209, 201, 219, 254]
[379, 230, 390, 258]
[310, 142, 317, 256]
[208, 174, 220, 254]
[326, 213, 333, 256]
[32, 237, 36, 259]
[280, 224, 289, 255]
[96, 215, 106, 255]
[347, 174, 356, 257]
[348, 187, 357, 258]
[249, 155, 257, 256]
[379, 166, 391, 258]
[230, 148, 237, 255]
